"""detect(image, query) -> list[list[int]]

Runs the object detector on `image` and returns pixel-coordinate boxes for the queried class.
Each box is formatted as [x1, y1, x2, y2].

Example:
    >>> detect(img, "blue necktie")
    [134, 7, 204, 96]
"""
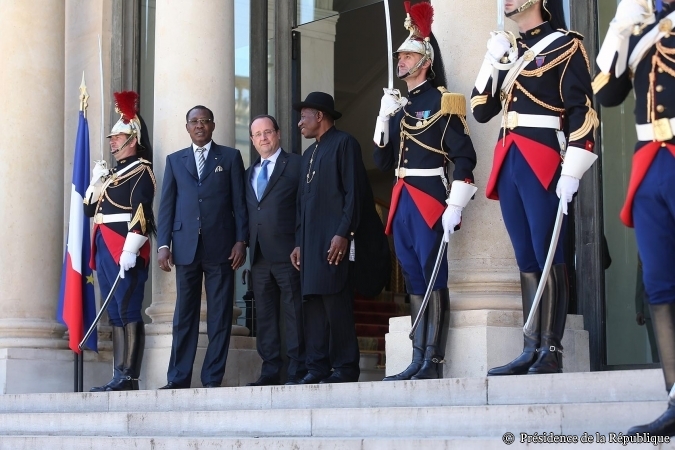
[257, 159, 270, 201]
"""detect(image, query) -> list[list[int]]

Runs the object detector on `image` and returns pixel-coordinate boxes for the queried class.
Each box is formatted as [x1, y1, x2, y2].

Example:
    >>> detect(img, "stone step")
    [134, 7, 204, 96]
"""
[0, 369, 665, 414]
[2, 436, 671, 450]
[0, 401, 670, 438]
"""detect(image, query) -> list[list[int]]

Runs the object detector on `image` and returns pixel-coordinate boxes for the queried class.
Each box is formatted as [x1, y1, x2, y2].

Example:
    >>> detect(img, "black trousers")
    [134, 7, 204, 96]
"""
[167, 235, 234, 387]
[303, 280, 360, 379]
[251, 245, 305, 379]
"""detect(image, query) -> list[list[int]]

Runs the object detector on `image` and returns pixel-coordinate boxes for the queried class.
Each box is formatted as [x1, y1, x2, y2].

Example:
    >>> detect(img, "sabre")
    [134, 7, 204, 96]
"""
[79, 273, 122, 351]
[497, 0, 505, 31]
[523, 199, 564, 336]
[98, 34, 105, 161]
[384, 0, 394, 89]
[409, 240, 448, 339]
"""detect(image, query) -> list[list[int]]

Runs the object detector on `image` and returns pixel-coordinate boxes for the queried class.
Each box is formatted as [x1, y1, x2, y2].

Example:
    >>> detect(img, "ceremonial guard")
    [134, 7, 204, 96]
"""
[471, 0, 598, 376]
[84, 91, 156, 391]
[373, 0, 477, 381]
[594, 0, 675, 436]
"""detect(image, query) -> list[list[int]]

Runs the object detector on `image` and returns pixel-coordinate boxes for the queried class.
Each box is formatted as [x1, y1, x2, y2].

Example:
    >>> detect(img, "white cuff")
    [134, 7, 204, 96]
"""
[373, 116, 390, 147]
[597, 27, 629, 77]
[123, 233, 149, 254]
[84, 185, 102, 205]
[561, 146, 598, 180]
[446, 181, 478, 208]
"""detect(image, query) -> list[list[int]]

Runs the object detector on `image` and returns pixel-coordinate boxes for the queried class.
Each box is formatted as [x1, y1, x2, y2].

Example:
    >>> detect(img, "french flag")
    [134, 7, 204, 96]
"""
[57, 111, 97, 353]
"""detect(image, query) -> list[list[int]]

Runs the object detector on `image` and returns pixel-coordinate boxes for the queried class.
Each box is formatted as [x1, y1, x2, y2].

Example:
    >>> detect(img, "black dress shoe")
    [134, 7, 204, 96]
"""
[158, 382, 189, 390]
[246, 375, 280, 387]
[203, 382, 221, 388]
[320, 371, 359, 384]
[297, 373, 326, 385]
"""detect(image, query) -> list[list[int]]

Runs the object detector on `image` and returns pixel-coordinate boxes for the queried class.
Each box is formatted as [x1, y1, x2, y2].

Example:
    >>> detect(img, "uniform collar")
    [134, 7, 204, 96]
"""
[408, 80, 432, 98]
[520, 21, 554, 41]
[115, 155, 139, 168]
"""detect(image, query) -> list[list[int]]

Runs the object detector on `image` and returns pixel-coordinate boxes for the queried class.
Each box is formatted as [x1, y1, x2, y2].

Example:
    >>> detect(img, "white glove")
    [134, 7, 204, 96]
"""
[611, 0, 654, 34]
[91, 160, 109, 185]
[378, 88, 408, 118]
[119, 250, 137, 279]
[487, 32, 512, 62]
[556, 175, 580, 215]
[441, 205, 463, 242]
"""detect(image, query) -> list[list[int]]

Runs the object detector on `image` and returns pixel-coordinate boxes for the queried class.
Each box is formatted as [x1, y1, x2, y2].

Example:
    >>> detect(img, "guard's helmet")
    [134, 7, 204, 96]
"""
[107, 91, 142, 146]
[394, 1, 435, 80]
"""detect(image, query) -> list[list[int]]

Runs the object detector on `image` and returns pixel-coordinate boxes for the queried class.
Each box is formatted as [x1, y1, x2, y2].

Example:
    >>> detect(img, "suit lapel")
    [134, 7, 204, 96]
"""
[259, 149, 288, 202]
[182, 146, 199, 180]
[200, 143, 221, 182]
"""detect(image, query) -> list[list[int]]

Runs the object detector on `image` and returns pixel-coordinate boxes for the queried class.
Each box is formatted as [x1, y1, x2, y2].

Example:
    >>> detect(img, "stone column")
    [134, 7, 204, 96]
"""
[0, 0, 70, 393]
[144, 0, 258, 389]
[386, 0, 589, 377]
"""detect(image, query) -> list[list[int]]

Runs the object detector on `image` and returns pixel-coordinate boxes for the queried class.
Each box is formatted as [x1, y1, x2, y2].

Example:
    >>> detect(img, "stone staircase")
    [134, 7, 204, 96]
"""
[354, 293, 410, 381]
[1, 369, 675, 449]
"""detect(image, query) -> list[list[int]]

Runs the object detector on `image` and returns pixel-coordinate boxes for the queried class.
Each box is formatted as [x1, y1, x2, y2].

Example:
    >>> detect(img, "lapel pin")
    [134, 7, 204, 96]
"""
[215, 166, 223, 172]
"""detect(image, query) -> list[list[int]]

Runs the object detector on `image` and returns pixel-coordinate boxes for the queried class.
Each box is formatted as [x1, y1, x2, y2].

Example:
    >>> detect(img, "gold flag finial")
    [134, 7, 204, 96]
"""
[79, 72, 90, 117]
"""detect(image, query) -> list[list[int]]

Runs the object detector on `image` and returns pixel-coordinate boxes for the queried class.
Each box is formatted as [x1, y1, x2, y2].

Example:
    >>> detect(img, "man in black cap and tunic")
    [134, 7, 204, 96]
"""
[290, 92, 362, 384]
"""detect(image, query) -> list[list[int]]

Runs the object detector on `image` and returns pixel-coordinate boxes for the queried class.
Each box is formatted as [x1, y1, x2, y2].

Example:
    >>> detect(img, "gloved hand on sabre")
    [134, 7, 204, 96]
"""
[610, 0, 654, 34]
[556, 175, 579, 215]
[374, 88, 407, 147]
[118, 232, 148, 279]
[118, 250, 137, 279]
[442, 205, 463, 242]
[378, 88, 407, 118]
[91, 160, 109, 185]
[84, 160, 109, 204]
[486, 32, 512, 62]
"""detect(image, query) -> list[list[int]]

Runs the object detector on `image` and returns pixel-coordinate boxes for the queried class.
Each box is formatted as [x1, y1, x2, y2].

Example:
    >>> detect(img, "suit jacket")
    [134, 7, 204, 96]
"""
[157, 142, 248, 266]
[245, 149, 302, 265]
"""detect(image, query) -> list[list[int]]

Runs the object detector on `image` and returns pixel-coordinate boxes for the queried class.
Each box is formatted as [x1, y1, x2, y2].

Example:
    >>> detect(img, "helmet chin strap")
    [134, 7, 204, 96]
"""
[397, 54, 431, 80]
[505, 0, 541, 18]
[112, 133, 135, 155]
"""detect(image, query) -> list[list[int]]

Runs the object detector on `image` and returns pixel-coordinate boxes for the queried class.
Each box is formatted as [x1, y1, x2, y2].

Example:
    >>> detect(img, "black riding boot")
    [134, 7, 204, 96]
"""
[383, 294, 425, 381]
[488, 271, 541, 376]
[628, 302, 675, 436]
[106, 322, 145, 391]
[412, 288, 449, 380]
[528, 264, 568, 374]
[90, 326, 125, 392]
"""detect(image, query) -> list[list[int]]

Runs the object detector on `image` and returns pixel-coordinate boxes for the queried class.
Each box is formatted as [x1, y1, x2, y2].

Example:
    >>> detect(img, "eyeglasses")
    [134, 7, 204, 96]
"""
[187, 118, 213, 126]
[251, 129, 277, 139]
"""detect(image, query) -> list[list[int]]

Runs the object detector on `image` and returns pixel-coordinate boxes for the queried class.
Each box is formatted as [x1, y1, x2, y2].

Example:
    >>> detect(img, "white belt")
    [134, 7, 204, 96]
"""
[501, 111, 561, 130]
[636, 118, 675, 142]
[93, 213, 131, 224]
[395, 167, 445, 178]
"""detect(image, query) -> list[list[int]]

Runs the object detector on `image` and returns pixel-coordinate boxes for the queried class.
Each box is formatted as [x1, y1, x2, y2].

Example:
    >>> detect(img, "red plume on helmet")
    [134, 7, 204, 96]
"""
[409, 1, 434, 40]
[113, 91, 139, 124]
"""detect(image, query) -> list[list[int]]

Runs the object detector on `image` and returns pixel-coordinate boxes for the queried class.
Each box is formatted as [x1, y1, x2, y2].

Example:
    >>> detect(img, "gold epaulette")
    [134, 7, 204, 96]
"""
[560, 29, 584, 40]
[139, 158, 152, 165]
[440, 91, 467, 117]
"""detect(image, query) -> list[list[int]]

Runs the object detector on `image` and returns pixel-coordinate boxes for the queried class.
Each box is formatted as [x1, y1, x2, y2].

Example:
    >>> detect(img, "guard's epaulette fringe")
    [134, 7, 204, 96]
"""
[440, 91, 467, 117]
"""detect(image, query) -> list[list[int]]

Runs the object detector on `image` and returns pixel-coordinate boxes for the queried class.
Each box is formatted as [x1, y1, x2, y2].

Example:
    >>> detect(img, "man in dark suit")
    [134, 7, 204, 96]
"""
[244, 114, 305, 386]
[290, 92, 362, 384]
[156, 105, 248, 389]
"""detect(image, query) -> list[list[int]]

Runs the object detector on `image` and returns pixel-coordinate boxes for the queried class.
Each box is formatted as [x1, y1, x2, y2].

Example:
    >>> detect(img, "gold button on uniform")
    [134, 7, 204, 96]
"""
[657, 105, 665, 113]
[656, 85, 664, 92]
[404, 159, 408, 163]
[513, 97, 518, 102]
